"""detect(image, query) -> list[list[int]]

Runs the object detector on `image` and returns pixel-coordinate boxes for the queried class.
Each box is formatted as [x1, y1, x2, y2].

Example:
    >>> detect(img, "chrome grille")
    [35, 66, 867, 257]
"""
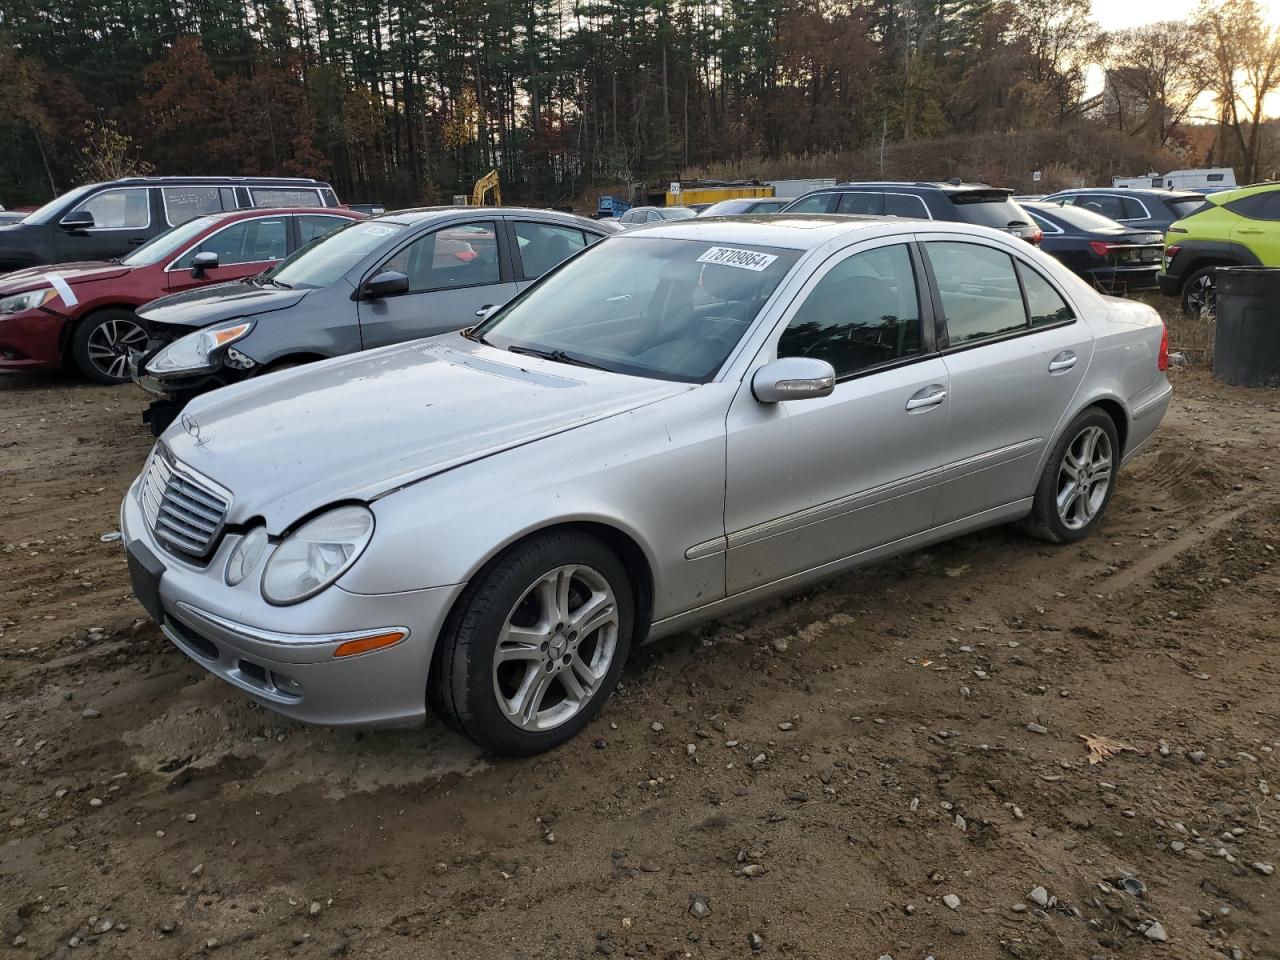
[140, 447, 231, 559]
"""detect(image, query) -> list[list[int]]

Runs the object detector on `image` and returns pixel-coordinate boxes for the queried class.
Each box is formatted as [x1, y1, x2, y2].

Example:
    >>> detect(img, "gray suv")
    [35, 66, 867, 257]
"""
[133, 207, 617, 433]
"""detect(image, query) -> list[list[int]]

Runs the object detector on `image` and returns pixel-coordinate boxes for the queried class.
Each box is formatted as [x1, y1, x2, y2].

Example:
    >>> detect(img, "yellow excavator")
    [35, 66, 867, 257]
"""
[471, 169, 501, 206]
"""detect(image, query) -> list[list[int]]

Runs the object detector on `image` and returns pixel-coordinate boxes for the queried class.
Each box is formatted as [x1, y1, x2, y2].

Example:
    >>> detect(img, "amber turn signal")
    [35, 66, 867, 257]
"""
[333, 630, 407, 659]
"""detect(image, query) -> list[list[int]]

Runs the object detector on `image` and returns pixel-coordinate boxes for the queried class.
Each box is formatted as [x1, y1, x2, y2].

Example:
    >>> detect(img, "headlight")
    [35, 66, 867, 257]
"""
[0, 288, 57, 315]
[225, 526, 270, 586]
[261, 505, 374, 605]
[146, 320, 254, 377]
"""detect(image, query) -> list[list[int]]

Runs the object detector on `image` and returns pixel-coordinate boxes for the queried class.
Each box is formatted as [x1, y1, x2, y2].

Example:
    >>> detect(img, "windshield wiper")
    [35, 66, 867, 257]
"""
[263, 278, 292, 289]
[505, 344, 611, 371]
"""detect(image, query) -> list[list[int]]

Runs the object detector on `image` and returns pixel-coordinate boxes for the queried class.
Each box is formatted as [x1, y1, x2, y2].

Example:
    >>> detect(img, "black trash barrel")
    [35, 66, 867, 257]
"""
[1214, 266, 1280, 387]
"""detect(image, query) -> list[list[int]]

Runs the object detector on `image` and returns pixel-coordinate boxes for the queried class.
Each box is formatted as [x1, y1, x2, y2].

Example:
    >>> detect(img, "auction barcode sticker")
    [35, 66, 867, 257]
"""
[696, 246, 778, 271]
[359, 224, 396, 237]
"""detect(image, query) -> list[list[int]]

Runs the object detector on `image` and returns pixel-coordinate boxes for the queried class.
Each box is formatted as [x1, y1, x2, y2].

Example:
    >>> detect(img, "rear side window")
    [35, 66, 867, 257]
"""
[297, 215, 351, 245]
[1224, 192, 1280, 221]
[949, 195, 1033, 229]
[1017, 262, 1074, 327]
[1073, 194, 1127, 220]
[251, 187, 322, 208]
[836, 191, 884, 215]
[164, 187, 224, 226]
[786, 194, 837, 214]
[926, 241, 1026, 344]
[515, 221, 588, 278]
[885, 193, 929, 218]
[778, 243, 922, 377]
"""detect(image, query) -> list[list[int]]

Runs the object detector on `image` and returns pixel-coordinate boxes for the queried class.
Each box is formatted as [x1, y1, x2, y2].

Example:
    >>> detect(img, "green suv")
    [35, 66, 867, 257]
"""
[1158, 183, 1280, 316]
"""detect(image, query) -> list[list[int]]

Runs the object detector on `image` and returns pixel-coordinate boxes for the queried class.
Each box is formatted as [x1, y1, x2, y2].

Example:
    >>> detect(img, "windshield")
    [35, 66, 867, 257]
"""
[950, 194, 1032, 228]
[121, 216, 220, 266]
[21, 184, 97, 225]
[475, 236, 802, 383]
[262, 220, 407, 288]
[657, 208, 698, 221]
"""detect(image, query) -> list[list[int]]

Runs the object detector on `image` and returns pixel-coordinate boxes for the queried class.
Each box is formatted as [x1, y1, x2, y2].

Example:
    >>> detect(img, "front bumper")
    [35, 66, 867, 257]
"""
[120, 475, 465, 728]
[0, 309, 66, 371]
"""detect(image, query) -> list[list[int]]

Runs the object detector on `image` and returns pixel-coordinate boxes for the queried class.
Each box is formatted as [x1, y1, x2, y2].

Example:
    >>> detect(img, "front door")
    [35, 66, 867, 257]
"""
[920, 237, 1094, 525]
[357, 220, 518, 350]
[55, 187, 154, 261]
[724, 240, 951, 594]
[166, 215, 290, 293]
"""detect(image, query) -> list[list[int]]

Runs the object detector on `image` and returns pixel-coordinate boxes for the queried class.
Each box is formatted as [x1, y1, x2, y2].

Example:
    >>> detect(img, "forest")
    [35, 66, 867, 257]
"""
[0, 0, 1278, 208]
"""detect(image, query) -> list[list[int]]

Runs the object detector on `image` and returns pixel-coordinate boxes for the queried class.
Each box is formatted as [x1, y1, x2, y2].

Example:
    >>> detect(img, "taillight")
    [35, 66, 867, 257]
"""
[1089, 240, 1115, 258]
[1157, 322, 1169, 372]
[1164, 243, 1181, 261]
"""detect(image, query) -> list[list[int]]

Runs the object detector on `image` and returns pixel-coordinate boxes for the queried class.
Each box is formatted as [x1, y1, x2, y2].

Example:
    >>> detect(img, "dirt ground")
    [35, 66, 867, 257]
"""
[1, 341, 1278, 959]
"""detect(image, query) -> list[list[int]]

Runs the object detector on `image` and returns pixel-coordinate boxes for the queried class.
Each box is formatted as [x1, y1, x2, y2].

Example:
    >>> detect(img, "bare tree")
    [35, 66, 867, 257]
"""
[1105, 22, 1210, 146]
[1007, 0, 1103, 122]
[1197, 0, 1280, 182]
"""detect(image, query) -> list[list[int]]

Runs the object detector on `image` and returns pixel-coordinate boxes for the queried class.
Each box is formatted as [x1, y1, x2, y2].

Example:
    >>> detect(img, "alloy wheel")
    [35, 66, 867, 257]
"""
[1186, 273, 1216, 319]
[86, 317, 148, 381]
[1056, 425, 1113, 531]
[492, 564, 619, 732]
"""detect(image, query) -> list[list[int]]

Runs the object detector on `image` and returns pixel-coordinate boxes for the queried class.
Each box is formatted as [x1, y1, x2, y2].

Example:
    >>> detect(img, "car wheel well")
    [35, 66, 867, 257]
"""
[1180, 256, 1235, 286]
[1085, 398, 1128, 458]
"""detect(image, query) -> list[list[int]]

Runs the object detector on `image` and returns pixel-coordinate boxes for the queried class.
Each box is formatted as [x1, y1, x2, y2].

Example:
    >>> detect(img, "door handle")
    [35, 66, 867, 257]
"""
[1048, 351, 1078, 373]
[475, 304, 495, 317]
[127, 238, 146, 246]
[905, 387, 947, 411]
[1237, 228, 1265, 235]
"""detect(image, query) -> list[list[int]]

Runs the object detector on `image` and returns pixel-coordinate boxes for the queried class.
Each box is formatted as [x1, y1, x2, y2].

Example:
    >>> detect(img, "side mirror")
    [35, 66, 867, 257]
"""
[362, 270, 410, 299]
[60, 210, 95, 231]
[191, 251, 219, 277]
[751, 356, 836, 404]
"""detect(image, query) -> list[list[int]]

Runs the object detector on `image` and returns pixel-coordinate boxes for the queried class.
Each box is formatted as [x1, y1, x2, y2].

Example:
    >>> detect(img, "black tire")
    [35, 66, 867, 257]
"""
[70, 308, 149, 384]
[429, 531, 636, 755]
[1020, 407, 1120, 544]
[1180, 265, 1220, 319]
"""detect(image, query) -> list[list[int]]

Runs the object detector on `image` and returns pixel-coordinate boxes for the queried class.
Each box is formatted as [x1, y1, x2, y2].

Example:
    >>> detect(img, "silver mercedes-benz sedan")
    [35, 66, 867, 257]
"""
[121, 214, 1172, 754]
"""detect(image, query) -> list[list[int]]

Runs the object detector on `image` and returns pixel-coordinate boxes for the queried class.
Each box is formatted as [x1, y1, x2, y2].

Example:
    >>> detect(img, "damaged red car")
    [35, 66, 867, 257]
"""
[0, 207, 363, 383]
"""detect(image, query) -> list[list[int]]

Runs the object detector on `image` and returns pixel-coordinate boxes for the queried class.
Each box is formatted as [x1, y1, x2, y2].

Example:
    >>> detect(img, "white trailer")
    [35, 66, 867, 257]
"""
[1112, 168, 1236, 192]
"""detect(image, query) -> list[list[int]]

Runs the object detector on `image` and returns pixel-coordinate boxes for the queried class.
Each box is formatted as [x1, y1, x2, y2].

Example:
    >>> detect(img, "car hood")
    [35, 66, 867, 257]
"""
[162, 338, 692, 531]
[138, 282, 308, 329]
[0, 261, 132, 294]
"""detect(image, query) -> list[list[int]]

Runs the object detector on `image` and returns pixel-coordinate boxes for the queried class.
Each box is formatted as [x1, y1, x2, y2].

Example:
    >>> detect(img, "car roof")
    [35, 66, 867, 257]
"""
[819, 181, 1007, 194]
[1048, 187, 1204, 200]
[617, 213, 1015, 250]
[100, 176, 331, 187]
[1202, 181, 1280, 202]
[377, 206, 606, 227]
[198, 207, 364, 222]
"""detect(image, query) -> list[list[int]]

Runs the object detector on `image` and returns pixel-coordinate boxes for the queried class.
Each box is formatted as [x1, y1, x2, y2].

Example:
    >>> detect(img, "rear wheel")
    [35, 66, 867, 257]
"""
[1021, 407, 1119, 544]
[429, 531, 635, 755]
[1181, 266, 1219, 319]
[71, 309, 149, 384]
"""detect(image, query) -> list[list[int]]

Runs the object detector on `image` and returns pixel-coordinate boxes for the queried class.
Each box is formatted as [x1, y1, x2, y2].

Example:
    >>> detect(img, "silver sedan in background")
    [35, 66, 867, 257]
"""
[121, 215, 1172, 755]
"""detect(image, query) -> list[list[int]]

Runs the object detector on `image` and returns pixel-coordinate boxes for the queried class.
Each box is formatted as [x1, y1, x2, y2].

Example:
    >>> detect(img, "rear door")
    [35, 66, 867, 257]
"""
[356, 220, 517, 349]
[920, 236, 1094, 524]
[165, 215, 290, 293]
[1227, 191, 1280, 264]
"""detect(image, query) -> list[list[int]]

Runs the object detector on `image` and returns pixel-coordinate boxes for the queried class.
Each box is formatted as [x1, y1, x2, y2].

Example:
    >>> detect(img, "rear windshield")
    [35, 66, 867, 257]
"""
[1034, 204, 1125, 231]
[949, 193, 1032, 229]
[1169, 198, 1210, 219]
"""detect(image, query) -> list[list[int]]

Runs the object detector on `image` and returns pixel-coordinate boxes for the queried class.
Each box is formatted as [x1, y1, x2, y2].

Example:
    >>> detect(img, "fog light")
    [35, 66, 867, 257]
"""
[271, 671, 304, 697]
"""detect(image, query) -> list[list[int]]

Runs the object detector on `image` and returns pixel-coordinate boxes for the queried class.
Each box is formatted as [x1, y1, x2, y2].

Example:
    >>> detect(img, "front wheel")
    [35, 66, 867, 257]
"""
[429, 531, 635, 755]
[1021, 408, 1119, 544]
[71, 309, 149, 384]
